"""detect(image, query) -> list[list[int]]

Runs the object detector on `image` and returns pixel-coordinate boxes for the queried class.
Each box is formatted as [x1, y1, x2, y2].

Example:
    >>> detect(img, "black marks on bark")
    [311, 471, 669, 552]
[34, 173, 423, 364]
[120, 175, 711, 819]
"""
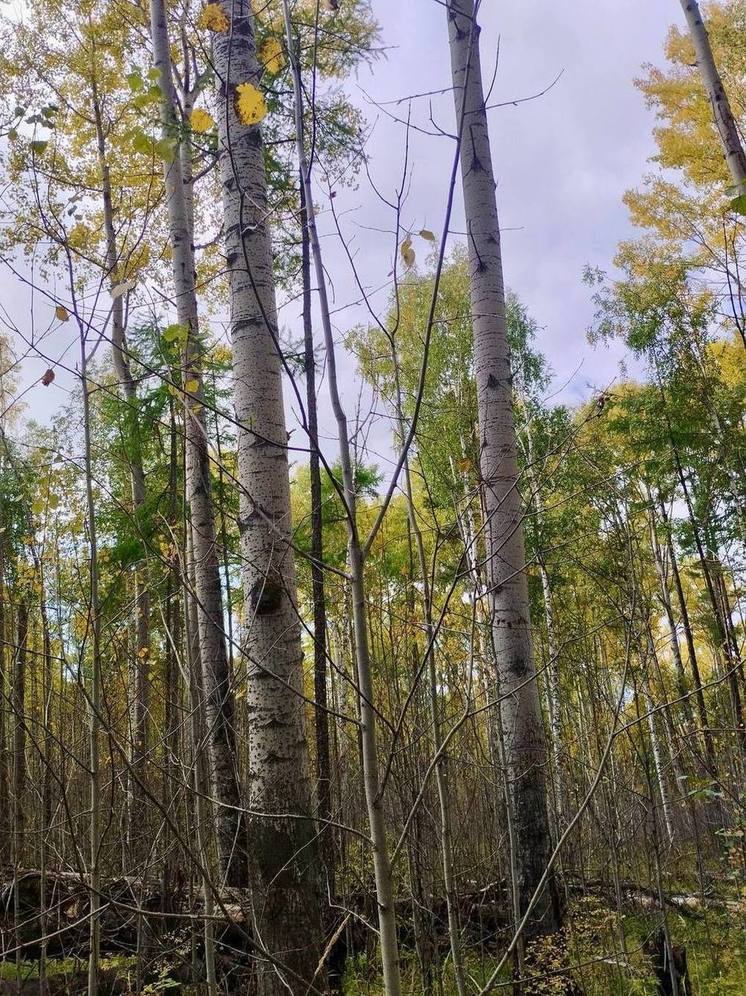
[250, 569, 284, 616]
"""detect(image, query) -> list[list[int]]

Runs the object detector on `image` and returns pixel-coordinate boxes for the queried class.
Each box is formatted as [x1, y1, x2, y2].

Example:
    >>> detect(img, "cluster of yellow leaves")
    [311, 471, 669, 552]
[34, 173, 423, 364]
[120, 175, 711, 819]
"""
[259, 36, 285, 74]
[196, 3, 230, 33]
[236, 82, 267, 125]
[190, 107, 215, 133]
[400, 229, 435, 268]
[210, 343, 233, 365]
[400, 235, 415, 268]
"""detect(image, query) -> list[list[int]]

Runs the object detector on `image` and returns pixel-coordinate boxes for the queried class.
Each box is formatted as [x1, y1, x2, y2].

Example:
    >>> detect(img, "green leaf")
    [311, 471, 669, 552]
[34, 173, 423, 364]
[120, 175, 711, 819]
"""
[162, 323, 187, 344]
[30, 140, 48, 155]
[132, 130, 151, 154]
[729, 193, 746, 215]
[154, 137, 176, 163]
[127, 72, 143, 91]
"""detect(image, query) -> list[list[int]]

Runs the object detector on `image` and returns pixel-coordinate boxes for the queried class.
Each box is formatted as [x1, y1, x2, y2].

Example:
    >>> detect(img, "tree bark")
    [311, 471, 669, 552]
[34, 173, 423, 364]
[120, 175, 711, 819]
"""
[149, 0, 246, 887]
[445, 0, 560, 938]
[213, 2, 324, 986]
[678, 0, 746, 189]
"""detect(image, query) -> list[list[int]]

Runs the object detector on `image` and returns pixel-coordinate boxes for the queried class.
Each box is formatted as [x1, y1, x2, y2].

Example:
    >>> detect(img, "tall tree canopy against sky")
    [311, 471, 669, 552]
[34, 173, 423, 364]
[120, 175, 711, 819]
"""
[3, 0, 675, 436]
[0, 2, 743, 995]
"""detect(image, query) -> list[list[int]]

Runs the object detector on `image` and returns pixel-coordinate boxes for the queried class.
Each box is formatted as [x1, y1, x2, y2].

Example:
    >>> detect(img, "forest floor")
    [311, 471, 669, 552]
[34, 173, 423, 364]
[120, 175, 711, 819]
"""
[343, 894, 745, 996]
[0, 891, 744, 994]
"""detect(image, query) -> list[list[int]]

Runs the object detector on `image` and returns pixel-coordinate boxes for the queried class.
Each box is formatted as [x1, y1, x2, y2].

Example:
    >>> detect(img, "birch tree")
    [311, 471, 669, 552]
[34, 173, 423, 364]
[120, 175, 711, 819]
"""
[149, 0, 247, 887]
[677, 0, 746, 192]
[445, 0, 560, 937]
[212, 1, 324, 987]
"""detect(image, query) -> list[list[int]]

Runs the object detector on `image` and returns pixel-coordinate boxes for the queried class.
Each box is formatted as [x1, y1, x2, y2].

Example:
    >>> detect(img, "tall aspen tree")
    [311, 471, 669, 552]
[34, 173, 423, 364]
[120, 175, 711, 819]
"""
[445, 0, 560, 936]
[149, 0, 246, 886]
[213, 2, 324, 988]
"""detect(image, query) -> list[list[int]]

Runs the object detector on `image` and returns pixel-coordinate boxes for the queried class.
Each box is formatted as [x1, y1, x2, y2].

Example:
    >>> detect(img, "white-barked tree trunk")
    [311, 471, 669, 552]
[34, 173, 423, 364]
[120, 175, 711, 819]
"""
[446, 0, 560, 938]
[213, 2, 324, 989]
[149, 0, 247, 888]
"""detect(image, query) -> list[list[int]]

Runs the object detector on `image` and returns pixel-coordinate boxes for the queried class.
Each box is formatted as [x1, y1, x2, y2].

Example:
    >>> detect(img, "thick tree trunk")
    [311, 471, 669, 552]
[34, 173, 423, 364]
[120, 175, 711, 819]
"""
[213, 2, 324, 987]
[445, 0, 560, 938]
[678, 0, 746, 189]
[149, 0, 246, 887]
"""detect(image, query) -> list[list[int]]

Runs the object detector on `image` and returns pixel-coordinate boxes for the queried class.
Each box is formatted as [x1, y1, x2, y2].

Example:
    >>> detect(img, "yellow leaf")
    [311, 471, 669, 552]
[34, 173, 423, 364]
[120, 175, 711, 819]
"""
[400, 235, 415, 268]
[236, 83, 267, 126]
[55, 304, 70, 322]
[419, 228, 435, 241]
[260, 37, 285, 75]
[190, 107, 214, 133]
[196, 3, 230, 32]
[184, 378, 200, 393]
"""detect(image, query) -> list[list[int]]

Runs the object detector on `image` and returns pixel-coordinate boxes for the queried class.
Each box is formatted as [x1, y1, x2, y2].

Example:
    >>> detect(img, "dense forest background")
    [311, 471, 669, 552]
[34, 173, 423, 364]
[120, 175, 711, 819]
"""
[0, 1, 744, 994]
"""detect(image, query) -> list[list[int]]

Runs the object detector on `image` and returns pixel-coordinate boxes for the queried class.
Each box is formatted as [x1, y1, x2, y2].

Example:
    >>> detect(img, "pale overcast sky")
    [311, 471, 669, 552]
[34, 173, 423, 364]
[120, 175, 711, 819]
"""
[4, 0, 678, 471]
[283, 0, 676, 469]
